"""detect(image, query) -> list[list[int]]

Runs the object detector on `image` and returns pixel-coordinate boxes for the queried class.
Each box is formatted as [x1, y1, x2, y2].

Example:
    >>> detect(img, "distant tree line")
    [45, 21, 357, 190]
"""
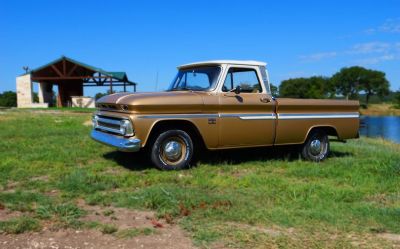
[276, 66, 391, 106]
[95, 90, 115, 100]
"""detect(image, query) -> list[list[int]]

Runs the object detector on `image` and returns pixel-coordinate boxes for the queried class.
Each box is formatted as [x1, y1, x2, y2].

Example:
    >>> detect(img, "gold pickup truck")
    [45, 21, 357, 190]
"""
[91, 60, 359, 170]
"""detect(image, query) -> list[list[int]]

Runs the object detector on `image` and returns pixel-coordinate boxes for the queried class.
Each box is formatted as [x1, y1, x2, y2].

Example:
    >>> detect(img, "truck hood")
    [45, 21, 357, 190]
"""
[97, 91, 204, 114]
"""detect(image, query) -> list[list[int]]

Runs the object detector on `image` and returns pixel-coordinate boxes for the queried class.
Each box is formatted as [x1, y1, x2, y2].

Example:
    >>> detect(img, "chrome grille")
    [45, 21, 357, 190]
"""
[94, 116, 124, 135]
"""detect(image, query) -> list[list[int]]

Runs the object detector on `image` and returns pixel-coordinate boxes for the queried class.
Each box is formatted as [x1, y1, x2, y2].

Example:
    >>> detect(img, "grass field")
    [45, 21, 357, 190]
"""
[0, 109, 399, 248]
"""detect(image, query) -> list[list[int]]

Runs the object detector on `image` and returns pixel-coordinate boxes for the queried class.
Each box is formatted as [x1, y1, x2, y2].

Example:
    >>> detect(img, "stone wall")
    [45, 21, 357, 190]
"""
[16, 74, 49, 108]
[16, 74, 33, 108]
[71, 96, 95, 108]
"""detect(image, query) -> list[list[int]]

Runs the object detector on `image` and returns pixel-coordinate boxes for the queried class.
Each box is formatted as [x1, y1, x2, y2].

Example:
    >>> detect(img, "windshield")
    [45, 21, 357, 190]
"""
[168, 66, 221, 91]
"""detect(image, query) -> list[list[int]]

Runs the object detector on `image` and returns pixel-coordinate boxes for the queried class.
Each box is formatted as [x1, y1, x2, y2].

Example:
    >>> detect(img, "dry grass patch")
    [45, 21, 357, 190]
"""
[360, 103, 400, 116]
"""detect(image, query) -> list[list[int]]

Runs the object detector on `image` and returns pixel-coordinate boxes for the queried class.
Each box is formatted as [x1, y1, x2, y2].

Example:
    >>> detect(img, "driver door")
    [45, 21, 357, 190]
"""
[218, 66, 276, 147]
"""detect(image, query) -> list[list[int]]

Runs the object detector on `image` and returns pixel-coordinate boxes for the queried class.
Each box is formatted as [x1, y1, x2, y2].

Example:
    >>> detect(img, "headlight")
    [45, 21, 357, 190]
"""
[92, 115, 99, 128]
[120, 119, 134, 136]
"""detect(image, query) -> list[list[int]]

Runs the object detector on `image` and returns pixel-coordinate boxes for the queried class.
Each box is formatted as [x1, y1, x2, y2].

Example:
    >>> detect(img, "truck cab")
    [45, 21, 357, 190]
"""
[172, 61, 276, 147]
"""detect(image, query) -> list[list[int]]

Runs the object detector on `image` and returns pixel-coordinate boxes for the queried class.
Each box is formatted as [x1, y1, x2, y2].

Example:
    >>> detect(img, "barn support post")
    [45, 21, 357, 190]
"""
[38, 82, 44, 103]
[38, 82, 53, 104]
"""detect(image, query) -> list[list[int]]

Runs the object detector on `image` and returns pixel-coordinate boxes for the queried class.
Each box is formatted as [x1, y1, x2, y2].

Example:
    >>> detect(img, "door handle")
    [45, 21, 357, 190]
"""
[260, 96, 271, 103]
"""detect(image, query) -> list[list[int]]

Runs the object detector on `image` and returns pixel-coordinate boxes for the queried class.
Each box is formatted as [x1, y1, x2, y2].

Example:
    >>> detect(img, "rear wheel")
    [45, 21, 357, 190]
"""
[150, 130, 193, 170]
[301, 129, 330, 162]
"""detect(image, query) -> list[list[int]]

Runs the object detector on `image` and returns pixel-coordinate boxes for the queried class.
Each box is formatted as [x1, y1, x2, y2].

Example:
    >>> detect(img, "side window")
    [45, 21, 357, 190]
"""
[222, 68, 262, 93]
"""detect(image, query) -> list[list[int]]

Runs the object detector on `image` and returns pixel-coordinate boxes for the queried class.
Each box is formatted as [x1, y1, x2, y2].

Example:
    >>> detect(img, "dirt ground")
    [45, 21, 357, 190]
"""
[0, 228, 196, 249]
[0, 202, 197, 249]
[1, 205, 400, 249]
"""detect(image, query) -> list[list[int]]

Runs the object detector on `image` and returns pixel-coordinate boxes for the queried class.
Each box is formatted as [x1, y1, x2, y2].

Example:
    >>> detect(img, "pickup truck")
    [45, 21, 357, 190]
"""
[91, 60, 359, 170]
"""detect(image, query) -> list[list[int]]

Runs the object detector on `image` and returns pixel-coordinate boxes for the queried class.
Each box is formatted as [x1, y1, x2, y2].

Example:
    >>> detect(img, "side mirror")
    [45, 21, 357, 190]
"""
[230, 85, 241, 94]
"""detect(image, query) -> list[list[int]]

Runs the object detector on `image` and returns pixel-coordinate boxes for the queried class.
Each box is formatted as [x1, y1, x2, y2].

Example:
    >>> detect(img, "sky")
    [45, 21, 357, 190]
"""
[1, 0, 399, 96]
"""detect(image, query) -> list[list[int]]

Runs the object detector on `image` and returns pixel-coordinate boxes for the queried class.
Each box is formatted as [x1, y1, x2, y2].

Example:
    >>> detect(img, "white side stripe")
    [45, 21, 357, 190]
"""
[138, 113, 359, 120]
[278, 113, 359, 119]
[138, 114, 219, 119]
[219, 113, 276, 120]
[239, 115, 276, 120]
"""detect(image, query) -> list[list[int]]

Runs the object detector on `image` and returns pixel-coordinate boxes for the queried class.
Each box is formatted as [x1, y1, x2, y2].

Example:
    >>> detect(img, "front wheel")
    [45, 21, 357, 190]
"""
[301, 129, 330, 162]
[150, 130, 194, 170]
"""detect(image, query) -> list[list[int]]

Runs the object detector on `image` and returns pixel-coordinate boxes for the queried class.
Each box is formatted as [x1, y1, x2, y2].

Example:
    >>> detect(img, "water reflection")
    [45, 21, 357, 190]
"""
[359, 116, 400, 143]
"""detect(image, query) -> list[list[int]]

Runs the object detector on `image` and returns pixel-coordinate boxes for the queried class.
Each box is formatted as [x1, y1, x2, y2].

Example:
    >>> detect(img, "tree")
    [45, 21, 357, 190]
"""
[270, 83, 278, 96]
[331, 66, 364, 100]
[394, 90, 400, 109]
[94, 89, 116, 100]
[0, 91, 17, 107]
[95, 92, 108, 100]
[279, 78, 305, 98]
[279, 76, 332, 99]
[359, 70, 390, 105]
[331, 66, 390, 104]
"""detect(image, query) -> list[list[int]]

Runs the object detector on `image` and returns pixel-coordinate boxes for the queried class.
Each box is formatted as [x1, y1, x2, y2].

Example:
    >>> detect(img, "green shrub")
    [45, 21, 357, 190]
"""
[0, 91, 17, 107]
[35, 203, 85, 228]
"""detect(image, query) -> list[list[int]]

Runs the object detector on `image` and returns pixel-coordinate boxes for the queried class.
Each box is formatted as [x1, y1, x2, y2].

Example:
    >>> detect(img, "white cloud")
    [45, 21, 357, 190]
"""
[356, 54, 396, 65]
[349, 42, 400, 64]
[379, 18, 400, 33]
[348, 42, 391, 54]
[298, 19, 400, 68]
[283, 71, 308, 79]
[299, 52, 337, 62]
[365, 18, 400, 34]
[300, 41, 400, 65]
[364, 28, 376, 35]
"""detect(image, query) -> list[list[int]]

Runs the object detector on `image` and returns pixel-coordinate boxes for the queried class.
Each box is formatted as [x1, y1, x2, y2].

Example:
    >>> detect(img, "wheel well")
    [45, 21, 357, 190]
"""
[145, 120, 206, 150]
[307, 126, 339, 139]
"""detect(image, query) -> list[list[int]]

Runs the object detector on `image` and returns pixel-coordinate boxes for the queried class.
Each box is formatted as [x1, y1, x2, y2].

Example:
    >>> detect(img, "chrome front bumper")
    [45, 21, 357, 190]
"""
[91, 130, 141, 152]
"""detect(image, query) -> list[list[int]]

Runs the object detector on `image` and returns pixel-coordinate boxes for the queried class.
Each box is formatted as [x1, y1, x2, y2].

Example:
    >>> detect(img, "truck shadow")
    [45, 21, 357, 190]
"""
[103, 151, 150, 171]
[103, 146, 352, 171]
[196, 146, 352, 165]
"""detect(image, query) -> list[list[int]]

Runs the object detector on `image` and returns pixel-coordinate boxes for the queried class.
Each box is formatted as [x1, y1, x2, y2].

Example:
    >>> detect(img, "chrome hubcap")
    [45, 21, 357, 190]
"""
[310, 139, 322, 155]
[163, 141, 182, 161]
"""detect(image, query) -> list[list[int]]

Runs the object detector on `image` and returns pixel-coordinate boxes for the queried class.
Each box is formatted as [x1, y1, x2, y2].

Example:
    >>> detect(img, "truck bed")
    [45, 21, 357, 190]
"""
[274, 98, 360, 145]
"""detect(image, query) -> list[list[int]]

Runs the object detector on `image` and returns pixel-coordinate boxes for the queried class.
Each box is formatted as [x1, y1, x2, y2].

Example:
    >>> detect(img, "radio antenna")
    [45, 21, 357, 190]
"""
[155, 71, 159, 91]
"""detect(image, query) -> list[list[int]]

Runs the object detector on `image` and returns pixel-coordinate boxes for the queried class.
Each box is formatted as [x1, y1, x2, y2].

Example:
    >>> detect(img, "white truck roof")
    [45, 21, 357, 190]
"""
[178, 60, 267, 69]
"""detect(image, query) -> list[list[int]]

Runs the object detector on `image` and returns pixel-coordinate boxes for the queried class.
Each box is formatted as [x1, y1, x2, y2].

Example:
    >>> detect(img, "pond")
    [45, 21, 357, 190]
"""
[359, 116, 400, 143]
